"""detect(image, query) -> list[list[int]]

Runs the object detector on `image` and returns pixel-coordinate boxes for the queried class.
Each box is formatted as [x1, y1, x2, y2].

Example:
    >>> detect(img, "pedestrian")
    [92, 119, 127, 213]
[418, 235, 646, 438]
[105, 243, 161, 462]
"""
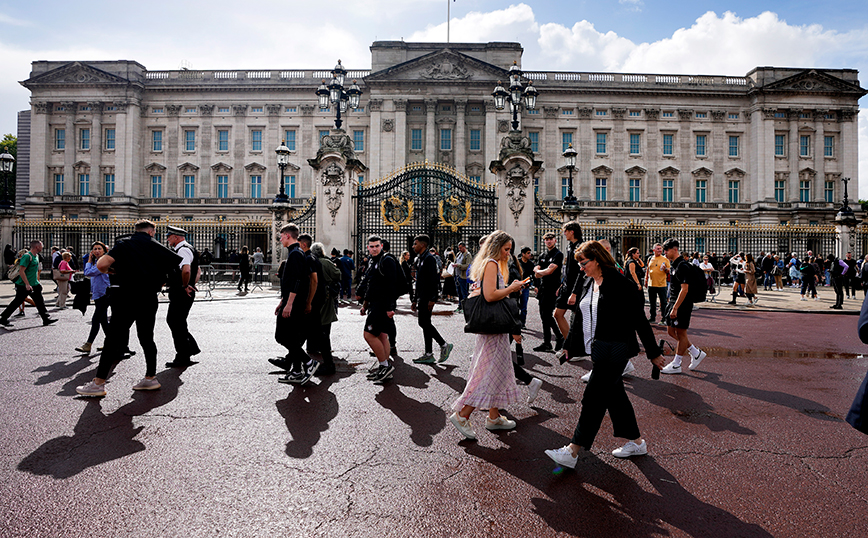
[799, 257, 818, 301]
[517, 246, 535, 328]
[400, 251, 415, 303]
[411, 234, 454, 365]
[829, 253, 845, 309]
[75, 220, 182, 396]
[252, 247, 264, 285]
[340, 249, 355, 300]
[844, 252, 858, 299]
[297, 234, 325, 365]
[454, 242, 471, 313]
[3, 244, 14, 268]
[165, 226, 202, 368]
[624, 247, 645, 301]
[860, 255, 868, 298]
[554, 221, 584, 356]
[545, 240, 666, 469]
[532, 232, 563, 353]
[506, 241, 544, 404]
[237, 245, 251, 293]
[310, 242, 339, 376]
[788, 253, 802, 288]
[644, 243, 670, 325]
[660, 238, 707, 375]
[700, 255, 715, 295]
[268, 223, 319, 385]
[55, 252, 75, 308]
[442, 248, 457, 301]
[75, 241, 111, 354]
[0, 240, 58, 327]
[773, 255, 785, 290]
[449, 231, 526, 440]
[360, 235, 399, 384]
[744, 253, 758, 306]
[727, 253, 746, 305]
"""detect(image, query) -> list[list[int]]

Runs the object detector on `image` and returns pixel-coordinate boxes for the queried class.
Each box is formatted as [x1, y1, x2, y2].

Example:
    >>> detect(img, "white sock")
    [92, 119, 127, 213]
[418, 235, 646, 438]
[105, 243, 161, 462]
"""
[672, 354, 683, 367]
[379, 360, 390, 367]
[688, 345, 700, 358]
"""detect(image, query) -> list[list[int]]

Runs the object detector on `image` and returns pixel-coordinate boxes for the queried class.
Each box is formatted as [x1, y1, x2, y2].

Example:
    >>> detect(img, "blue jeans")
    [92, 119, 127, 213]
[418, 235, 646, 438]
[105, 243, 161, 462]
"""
[763, 272, 773, 289]
[519, 287, 530, 326]
[456, 277, 469, 309]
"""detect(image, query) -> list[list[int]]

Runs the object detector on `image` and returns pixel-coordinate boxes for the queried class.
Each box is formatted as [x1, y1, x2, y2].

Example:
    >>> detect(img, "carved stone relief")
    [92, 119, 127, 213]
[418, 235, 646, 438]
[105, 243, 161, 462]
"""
[644, 108, 660, 120]
[692, 167, 713, 180]
[34, 103, 50, 114]
[266, 104, 281, 116]
[504, 163, 529, 225]
[543, 106, 559, 119]
[612, 108, 627, 120]
[199, 104, 214, 116]
[382, 119, 394, 132]
[498, 120, 510, 133]
[167, 105, 181, 116]
[677, 109, 693, 121]
[420, 59, 470, 80]
[578, 107, 593, 119]
[368, 99, 382, 112]
[300, 104, 315, 116]
[320, 161, 347, 225]
[233, 105, 248, 116]
[724, 168, 745, 180]
[711, 110, 726, 121]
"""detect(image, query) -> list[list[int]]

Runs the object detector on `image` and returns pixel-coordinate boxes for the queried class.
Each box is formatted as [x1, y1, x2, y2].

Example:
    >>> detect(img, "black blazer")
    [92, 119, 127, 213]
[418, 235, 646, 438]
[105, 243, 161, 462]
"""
[566, 267, 661, 361]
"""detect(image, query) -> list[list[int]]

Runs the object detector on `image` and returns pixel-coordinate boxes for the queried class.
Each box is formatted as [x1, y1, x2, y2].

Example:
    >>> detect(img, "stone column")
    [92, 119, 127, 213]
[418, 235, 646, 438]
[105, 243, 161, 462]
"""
[0, 208, 15, 274]
[425, 99, 436, 162]
[394, 100, 407, 172]
[308, 130, 365, 250]
[63, 102, 75, 194]
[264, 104, 280, 197]
[167, 104, 182, 197]
[89, 102, 102, 196]
[455, 100, 467, 174]
[484, 101, 498, 183]
[368, 99, 382, 183]
[300, 104, 315, 196]
[543, 106, 559, 199]
[611, 108, 626, 200]
[677, 109, 693, 201]
[490, 130, 543, 249]
[644, 108, 660, 200]
[577, 107, 592, 201]
[30, 103, 50, 198]
[711, 110, 726, 202]
[788, 110, 800, 202]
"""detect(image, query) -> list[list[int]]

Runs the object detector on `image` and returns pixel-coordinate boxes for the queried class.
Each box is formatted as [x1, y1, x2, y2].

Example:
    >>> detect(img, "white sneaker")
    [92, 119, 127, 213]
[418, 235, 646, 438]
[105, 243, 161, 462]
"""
[688, 350, 707, 371]
[449, 412, 477, 440]
[661, 361, 682, 374]
[132, 377, 161, 391]
[554, 349, 566, 362]
[580, 371, 592, 383]
[622, 361, 636, 377]
[527, 378, 543, 405]
[545, 446, 578, 469]
[485, 415, 517, 431]
[800, 297, 807, 301]
[612, 439, 647, 458]
[75, 380, 106, 397]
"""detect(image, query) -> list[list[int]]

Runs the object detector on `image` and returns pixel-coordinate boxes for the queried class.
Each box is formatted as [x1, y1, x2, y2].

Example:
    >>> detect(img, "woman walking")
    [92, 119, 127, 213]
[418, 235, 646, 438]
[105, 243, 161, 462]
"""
[55, 251, 75, 308]
[545, 241, 665, 469]
[449, 231, 526, 440]
[744, 253, 758, 306]
[75, 242, 111, 354]
[624, 247, 645, 305]
[237, 245, 251, 293]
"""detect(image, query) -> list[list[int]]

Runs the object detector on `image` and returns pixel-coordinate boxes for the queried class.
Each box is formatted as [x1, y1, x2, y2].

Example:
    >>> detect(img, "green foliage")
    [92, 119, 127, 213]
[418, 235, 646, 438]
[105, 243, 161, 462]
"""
[1, 134, 16, 158]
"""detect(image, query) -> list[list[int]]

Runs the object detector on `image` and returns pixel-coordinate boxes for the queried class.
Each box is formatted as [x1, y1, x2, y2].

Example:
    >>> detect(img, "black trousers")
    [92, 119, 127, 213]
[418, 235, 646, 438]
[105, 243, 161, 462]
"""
[1, 283, 50, 321]
[832, 276, 844, 307]
[417, 304, 445, 353]
[571, 350, 640, 449]
[275, 304, 310, 372]
[96, 292, 159, 379]
[538, 293, 559, 345]
[87, 295, 111, 343]
[167, 288, 200, 360]
[648, 286, 667, 321]
[844, 276, 857, 296]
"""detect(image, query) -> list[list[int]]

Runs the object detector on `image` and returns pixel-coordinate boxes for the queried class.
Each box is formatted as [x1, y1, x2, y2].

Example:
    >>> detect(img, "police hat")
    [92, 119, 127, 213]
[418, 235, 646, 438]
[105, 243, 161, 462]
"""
[166, 225, 188, 237]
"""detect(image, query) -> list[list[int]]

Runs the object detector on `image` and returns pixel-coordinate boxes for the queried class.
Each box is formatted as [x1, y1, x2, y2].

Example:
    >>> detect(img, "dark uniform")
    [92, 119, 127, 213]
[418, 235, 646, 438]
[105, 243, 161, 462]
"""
[536, 246, 563, 347]
[363, 252, 398, 338]
[414, 250, 446, 355]
[166, 227, 201, 366]
[558, 238, 583, 311]
[95, 231, 181, 380]
[275, 243, 311, 372]
[665, 256, 694, 329]
[304, 249, 325, 353]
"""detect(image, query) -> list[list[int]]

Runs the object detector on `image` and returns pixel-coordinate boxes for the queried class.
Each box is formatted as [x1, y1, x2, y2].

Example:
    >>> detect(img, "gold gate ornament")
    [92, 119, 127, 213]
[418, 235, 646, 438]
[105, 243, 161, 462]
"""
[381, 194, 414, 231]
[438, 195, 471, 232]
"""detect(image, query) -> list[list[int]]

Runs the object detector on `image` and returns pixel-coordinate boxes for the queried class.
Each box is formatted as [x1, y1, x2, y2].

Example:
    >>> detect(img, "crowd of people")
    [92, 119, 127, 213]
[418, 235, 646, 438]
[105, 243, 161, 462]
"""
[12, 220, 868, 471]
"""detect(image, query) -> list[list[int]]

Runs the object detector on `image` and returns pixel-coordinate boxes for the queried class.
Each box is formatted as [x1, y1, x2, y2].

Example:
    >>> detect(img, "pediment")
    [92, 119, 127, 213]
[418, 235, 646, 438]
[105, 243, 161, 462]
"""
[725, 167, 746, 179]
[21, 61, 132, 88]
[145, 162, 167, 172]
[210, 162, 233, 172]
[591, 165, 613, 177]
[762, 69, 866, 95]
[658, 166, 680, 177]
[177, 162, 200, 172]
[365, 49, 509, 84]
[625, 165, 647, 177]
[73, 160, 90, 170]
[244, 161, 267, 172]
[691, 167, 713, 178]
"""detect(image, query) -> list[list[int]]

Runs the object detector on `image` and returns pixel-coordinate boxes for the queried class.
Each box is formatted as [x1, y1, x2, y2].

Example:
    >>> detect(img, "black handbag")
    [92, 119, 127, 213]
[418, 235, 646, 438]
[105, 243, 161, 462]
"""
[463, 272, 521, 334]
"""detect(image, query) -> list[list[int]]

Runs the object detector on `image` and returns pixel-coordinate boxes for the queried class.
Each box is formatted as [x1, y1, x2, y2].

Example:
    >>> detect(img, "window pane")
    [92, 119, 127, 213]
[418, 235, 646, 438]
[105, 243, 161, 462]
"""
[728, 181, 739, 203]
[218, 130, 229, 152]
[80, 129, 90, 150]
[696, 135, 706, 157]
[55, 129, 65, 150]
[217, 175, 228, 198]
[151, 176, 162, 198]
[285, 130, 296, 151]
[800, 135, 810, 157]
[184, 175, 195, 198]
[562, 132, 573, 152]
[775, 134, 785, 156]
[824, 136, 834, 157]
[411, 129, 423, 150]
[663, 134, 673, 155]
[728, 136, 738, 157]
[662, 179, 673, 202]
[353, 130, 364, 152]
[105, 129, 115, 150]
[595, 178, 607, 201]
[470, 129, 481, 151]
[250, 175, 262, 198]
[629, 133, 640, 155]
[596, 133, 606, 154]
[528, 132, 538, 153]
[251, 130, 262, 151]
[185, 130, 195, 152]
[153, 131, 162, 152]
[440, 129, 452, 151]
[285, 175, 296, 198]
[104, 174, 115, 196]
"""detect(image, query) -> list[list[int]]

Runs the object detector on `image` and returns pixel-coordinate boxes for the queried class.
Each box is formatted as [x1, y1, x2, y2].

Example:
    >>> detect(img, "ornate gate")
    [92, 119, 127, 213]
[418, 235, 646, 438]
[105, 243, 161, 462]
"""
[355, 162, 497, 256]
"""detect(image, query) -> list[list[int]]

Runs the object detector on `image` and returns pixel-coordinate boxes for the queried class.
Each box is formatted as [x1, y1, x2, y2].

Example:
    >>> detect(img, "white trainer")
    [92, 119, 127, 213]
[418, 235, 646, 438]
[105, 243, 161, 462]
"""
[622, 361, 636, 377]
[688, 350, 707, 371]
[612, 439, 647, 458]
[449, 412, 477, 440]
[580, 371, 592, 383]
[527, 378, 543, 405]
[661, 361, 682, 374]
[545, 446, 578, 469]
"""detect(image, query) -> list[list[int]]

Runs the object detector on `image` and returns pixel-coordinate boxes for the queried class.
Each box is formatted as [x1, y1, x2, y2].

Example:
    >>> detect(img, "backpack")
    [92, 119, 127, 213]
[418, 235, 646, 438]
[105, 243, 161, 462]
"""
[381, 253, 409, 298]
[682, 262, 708, 303]
[6, 260, 19, 281]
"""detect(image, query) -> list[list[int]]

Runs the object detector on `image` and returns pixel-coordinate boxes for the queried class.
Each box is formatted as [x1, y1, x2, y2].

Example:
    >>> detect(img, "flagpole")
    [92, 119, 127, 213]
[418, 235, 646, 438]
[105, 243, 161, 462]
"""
[447, 0, 450, 43]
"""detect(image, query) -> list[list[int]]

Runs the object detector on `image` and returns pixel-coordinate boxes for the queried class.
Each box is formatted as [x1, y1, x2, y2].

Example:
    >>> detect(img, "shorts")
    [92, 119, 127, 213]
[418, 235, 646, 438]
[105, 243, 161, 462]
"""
[665, 301, 692, 330]
[364, 308, 394, 337]
[555, 287, 578, 311]
[735, 273, 746, 285]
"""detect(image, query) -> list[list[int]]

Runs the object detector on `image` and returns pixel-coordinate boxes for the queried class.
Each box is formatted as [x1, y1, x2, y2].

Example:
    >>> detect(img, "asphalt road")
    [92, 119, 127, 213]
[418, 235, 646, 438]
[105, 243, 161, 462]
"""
[1, 294, 866, 537]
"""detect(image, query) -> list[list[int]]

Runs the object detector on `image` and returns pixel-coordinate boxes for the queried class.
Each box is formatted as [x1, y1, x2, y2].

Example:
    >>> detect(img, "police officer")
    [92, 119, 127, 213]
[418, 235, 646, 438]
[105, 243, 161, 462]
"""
[76, 219, 181, 397]
[165, 225, 201, 368]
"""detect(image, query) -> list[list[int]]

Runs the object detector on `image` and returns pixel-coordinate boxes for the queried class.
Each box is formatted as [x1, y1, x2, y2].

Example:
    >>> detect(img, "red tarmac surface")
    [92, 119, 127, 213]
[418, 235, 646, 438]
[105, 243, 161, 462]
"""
[0, 293, 866, 537]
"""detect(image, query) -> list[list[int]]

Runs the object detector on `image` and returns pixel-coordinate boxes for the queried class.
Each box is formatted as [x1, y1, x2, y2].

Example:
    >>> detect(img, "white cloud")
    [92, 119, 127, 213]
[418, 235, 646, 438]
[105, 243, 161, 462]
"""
[407, 3, 539, 46]
[537, 20, 636, 71]
[0, 13, 32, 27]
[618, 0, 643, 12]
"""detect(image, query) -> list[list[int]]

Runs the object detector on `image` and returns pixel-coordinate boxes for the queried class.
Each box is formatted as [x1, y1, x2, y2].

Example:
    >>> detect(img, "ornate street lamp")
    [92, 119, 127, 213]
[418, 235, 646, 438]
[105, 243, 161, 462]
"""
[274, 140, 290, 204]
[492, 61, 538, 130]
[0, 147, 14, 209]
[562, 143, 578, 209]
[319, 59, 363, 130]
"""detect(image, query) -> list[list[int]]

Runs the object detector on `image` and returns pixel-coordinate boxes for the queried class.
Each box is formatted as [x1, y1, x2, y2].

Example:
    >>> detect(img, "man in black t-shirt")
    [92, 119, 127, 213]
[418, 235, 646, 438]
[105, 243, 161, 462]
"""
[554, 221, 583, 351]
[659, 238, 707, 376]
[844, 252, 858, 299]
[518, 246, 535, 327]
[533, 233, 564, 352]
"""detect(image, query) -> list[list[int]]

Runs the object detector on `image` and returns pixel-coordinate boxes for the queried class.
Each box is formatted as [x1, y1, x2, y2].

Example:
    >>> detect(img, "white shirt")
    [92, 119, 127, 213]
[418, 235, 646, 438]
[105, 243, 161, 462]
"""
[699, 261, 714, 273]
[579, 281, 599, 355]
[173, 239, 194, 268]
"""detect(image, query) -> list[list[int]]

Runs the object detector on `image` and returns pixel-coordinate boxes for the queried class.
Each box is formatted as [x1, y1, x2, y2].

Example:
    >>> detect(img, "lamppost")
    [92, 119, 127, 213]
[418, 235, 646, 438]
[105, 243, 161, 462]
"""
[562, 143, 578, 210]
[274, 140, 290, 204]
[0, 147, 14, 209]
[492, 61, 538, 130]
[315, 60, 362, 130]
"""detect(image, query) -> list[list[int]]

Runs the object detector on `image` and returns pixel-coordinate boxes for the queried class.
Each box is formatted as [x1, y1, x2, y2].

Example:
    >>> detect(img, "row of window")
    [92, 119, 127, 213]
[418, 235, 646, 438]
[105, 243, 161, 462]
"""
[149, 106, 313, 115]
[541, 178, 835, 204]
[54, 128, 116, 151]
[53, 174, 116, 196]
[408, 128, 483, 151]
[774, 134, 835, 157]
[52, 173, 304, 199]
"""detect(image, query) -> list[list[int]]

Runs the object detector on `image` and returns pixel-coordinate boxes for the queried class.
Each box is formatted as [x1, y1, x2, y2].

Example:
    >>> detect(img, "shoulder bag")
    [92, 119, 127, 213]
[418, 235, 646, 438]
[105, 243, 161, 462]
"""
[463, 272, 521, 335]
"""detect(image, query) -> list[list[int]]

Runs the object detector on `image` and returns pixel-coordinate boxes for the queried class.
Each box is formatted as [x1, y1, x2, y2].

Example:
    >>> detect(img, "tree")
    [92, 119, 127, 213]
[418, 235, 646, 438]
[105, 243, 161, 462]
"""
[1, 134, 16, 202]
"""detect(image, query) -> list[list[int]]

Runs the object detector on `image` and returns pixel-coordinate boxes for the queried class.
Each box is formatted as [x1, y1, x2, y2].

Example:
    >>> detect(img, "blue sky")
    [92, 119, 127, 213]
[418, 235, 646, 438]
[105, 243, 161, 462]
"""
[1, 0, 867, 194]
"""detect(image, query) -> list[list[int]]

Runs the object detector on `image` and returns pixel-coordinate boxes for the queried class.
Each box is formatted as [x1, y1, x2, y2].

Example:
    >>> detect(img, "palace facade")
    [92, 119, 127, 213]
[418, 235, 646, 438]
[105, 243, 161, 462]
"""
[17, 41, 866, 225]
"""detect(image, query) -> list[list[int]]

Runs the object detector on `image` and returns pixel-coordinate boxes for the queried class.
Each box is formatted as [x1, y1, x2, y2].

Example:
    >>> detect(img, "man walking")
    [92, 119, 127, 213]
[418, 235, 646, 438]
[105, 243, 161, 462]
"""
[553, 221, 583, 353]
[644, 243, 670, 325]
[270, 224, 319, 384]
[361, 236, 398, 384]
[339, 249, 355, 300]
[411, 234, 453, 365]
[533, 233, 563, 352]
[453, 242, 470, 313]
[0, 240, 57, 327]
[659, 238, 707, 375]
[76, 220, 181, 396]
[165, 226, 201, 368]
[518, 246, 535, 328]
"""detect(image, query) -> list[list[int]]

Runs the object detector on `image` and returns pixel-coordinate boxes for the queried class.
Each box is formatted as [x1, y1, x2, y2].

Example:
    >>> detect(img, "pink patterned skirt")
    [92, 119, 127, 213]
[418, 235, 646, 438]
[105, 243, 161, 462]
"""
[452, 332, 521, 411]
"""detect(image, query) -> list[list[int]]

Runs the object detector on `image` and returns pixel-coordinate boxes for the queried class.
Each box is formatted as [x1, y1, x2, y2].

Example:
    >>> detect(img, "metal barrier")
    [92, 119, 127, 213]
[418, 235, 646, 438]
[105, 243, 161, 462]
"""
[199, 263, 274, 296]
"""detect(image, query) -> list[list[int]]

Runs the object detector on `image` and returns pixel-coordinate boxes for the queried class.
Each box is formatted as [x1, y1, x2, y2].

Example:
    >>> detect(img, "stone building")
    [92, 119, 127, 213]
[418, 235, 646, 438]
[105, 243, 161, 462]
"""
[17, 41, 865, 226]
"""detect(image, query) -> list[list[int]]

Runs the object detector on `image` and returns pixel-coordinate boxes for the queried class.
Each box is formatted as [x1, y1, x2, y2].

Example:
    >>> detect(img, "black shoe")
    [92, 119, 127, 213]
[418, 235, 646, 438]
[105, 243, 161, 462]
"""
[316, 362, 336, 376]
[268, 357, 292, 370]
[305, 360, 320, 377]
[166, 359, 199, 368]
[0, 318, 10, 327]
[370, 364, 395, 383]
[278, 370, 308, 384]
[727, 301, 737, 305]
[43, 318, 58, 326]
[533, 343, 553, 353]
[554, 340, 564, 352]
[389, 347, 399, 358]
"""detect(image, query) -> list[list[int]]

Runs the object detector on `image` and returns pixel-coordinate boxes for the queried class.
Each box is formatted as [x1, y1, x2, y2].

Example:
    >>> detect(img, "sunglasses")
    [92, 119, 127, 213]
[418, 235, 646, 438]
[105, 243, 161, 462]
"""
[577, 258, 592, 268]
